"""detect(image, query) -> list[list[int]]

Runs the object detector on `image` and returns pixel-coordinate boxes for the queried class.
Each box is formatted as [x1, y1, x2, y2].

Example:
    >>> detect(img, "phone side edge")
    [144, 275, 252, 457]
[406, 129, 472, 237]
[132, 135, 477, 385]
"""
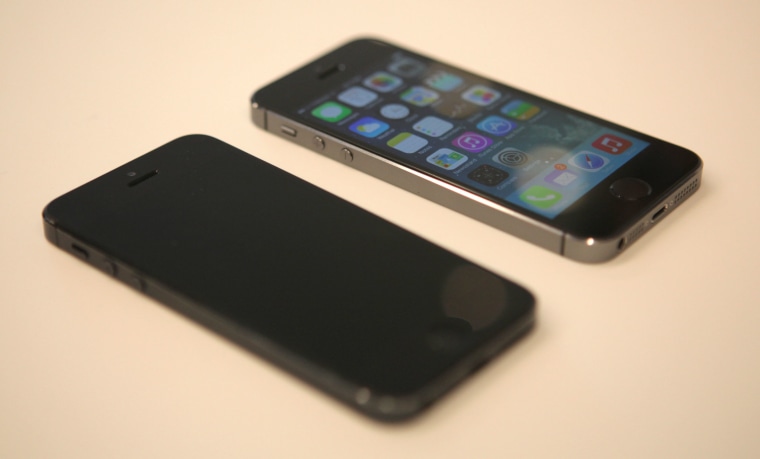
[42, 207, 59, 246]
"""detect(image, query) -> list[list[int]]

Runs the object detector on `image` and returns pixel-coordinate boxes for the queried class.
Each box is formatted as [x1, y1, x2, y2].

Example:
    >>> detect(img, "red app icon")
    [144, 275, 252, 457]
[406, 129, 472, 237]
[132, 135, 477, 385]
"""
[592, 134, 632, 155]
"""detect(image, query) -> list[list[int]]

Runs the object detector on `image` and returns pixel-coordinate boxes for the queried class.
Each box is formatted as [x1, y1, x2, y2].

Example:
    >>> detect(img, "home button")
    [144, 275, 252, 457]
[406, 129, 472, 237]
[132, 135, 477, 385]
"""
[610, 178, 652, 201]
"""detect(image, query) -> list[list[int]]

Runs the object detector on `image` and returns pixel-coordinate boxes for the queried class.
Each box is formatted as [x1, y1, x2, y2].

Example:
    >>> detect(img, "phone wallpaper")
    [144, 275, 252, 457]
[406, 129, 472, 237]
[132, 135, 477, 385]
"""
[300, 52, 649, 219]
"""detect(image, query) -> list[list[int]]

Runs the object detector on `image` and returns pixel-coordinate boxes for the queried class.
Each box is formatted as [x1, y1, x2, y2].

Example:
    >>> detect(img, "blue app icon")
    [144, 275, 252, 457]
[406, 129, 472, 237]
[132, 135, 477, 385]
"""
[570, 151, 608, 171]
[476, 115, 516, 136]
[349, 117, 390, 138]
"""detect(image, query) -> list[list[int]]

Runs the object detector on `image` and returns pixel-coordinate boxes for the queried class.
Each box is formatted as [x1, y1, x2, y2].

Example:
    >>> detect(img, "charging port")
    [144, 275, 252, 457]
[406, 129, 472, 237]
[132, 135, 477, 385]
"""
[652, 205, 668, 222]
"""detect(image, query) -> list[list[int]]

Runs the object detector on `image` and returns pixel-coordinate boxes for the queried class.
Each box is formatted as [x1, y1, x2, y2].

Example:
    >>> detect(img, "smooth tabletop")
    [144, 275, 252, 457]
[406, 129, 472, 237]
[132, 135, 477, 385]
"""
[2, 1, 759, 457]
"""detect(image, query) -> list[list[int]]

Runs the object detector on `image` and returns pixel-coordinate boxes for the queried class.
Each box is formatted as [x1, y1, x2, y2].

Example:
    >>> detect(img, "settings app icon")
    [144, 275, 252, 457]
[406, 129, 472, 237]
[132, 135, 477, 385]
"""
[493, 148, 528, 167]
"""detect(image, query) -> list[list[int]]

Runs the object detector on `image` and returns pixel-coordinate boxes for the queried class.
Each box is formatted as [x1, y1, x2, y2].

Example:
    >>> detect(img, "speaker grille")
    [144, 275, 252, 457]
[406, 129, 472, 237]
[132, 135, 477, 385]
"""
[621, 221, 647, 249]
[629, 221, 647, 242]
[672, 177, 700, 208]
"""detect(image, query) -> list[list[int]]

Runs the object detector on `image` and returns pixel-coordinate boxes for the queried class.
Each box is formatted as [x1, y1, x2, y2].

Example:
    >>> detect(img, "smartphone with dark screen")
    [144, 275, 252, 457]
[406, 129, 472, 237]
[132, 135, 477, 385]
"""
[43, 135, 535, 421]
[251, 38, 702, 262]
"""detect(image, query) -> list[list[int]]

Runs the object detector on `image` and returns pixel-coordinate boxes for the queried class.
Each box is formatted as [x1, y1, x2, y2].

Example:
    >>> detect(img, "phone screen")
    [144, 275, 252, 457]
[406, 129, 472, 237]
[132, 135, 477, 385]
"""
[296, 51, 650, 219]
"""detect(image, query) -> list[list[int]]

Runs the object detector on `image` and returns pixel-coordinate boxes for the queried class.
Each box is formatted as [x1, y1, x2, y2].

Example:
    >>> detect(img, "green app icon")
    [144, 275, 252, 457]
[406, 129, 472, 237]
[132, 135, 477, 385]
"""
[519, 185, 562, 209]
[311, 102, 352, 122]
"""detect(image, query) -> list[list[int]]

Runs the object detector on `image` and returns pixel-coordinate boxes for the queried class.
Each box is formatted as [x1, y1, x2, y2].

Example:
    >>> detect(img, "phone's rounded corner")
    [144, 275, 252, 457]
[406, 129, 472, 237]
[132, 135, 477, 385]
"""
[340, 35, 393, 49]
[562, 233, 625, 263]
[349, 389, 429, 424]
[41, 206, 60, 246]
[517, 287, 539, 319]
[674, 145, 704, 183]
[250, 100, 267, 130]
[168, 134, 226, 151]
[249, 88, 262, 105]
[692, 154, 705, 180]
[692, 148, 704, 165]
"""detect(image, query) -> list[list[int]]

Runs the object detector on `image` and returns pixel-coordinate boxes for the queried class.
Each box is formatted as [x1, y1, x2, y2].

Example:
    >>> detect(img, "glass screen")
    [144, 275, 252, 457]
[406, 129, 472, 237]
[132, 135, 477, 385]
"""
[297, 51, 649, 219]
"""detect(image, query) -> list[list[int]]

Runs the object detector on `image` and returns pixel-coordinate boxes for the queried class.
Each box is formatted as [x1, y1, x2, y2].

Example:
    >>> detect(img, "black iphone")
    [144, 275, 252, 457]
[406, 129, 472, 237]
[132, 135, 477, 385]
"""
[251, 38, 703, 262]
[43, 135, 535, 421]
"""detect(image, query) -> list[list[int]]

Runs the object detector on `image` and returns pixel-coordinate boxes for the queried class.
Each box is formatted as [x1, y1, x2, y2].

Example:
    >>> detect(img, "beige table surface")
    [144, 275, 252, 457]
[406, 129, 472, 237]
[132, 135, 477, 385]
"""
[2, 1, 759, 457]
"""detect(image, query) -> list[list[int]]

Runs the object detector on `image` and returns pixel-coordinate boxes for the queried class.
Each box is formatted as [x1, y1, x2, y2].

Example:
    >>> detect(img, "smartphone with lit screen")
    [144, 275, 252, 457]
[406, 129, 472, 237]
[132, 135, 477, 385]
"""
[43, 135, 535, 421]
[251, 38, 702, 262]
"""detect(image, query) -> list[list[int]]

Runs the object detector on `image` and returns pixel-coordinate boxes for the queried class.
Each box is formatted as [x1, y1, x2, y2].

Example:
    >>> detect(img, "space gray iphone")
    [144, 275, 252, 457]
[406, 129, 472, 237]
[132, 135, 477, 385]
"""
[251, 38, 702, 262]
[43, 135, 535, 421]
